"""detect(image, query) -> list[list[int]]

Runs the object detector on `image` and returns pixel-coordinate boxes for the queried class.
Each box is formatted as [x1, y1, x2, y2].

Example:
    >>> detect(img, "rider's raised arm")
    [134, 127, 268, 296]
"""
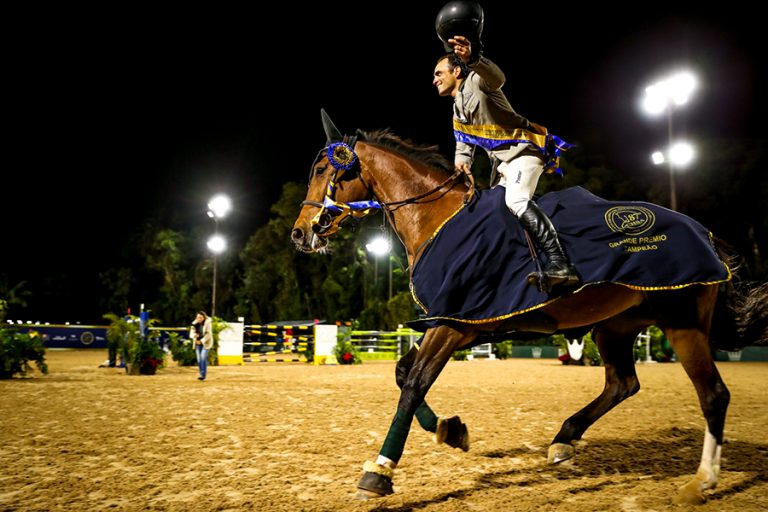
[468, 55, 505, 92]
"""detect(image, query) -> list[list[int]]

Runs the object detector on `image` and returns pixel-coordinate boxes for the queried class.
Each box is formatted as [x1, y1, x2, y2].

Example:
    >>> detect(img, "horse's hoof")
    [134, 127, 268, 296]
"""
[356, 472, 393, 498]
[356, 462, 394, 499]
[434, 415, 470, 452]
[672, 482, 706, 506]
[547, 442, 574, 464]
[355, 488, 387, 500]
[672, 470, 713, 506]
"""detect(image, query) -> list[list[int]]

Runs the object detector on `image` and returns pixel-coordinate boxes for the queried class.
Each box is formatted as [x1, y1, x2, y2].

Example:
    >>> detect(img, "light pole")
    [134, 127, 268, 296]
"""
[366, 234, 392, 301]
[651, 142, 695, 168]
[650, 141, 696, 206]
[642, 71, 697, 211]
[206, 194, 231, 318]
[206, 234, 226, 318]
[207, 194, 232, 224]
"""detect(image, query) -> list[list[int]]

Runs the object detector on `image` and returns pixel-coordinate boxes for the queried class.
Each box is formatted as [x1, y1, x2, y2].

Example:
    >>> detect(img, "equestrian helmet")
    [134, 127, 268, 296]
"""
[435, 1, 484, 52]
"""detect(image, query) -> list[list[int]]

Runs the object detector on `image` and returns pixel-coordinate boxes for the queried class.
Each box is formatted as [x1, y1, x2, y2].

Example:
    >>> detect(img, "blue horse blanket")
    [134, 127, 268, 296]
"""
[410, 186, 730, 328]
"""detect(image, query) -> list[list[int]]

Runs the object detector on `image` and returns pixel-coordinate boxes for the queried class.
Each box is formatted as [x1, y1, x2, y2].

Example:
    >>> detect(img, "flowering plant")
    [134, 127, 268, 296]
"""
[333, 338, 361, 365]
[104, 313, 165, 375]
[0, 328, 48, 379]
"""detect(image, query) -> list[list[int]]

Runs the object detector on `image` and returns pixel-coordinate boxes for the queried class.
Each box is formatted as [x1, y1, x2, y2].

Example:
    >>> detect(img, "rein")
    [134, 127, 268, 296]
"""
[374, 169, 464, 211]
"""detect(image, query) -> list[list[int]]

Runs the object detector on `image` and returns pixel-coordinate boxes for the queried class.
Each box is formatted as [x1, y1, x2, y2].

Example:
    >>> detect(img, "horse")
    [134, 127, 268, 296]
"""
[290, 111, 768, 505]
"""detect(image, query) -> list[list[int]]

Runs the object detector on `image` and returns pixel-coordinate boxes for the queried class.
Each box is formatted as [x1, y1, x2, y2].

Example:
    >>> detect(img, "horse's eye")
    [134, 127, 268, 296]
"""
[315, 165, 327, 175]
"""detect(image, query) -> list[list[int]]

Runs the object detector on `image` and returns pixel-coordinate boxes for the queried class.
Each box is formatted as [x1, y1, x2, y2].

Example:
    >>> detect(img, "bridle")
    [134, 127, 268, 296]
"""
[302, 136, 380, 236]
[303, 137, 465, 237]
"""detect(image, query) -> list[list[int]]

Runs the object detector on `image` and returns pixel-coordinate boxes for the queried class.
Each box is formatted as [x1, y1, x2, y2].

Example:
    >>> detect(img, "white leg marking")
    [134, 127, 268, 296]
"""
[697, 428, 721, 490]
[375, 455, 397, 470]
[673, 427, 722, 504]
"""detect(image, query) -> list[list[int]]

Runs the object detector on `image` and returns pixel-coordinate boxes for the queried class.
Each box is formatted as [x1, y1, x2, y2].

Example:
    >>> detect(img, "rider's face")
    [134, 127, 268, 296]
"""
[433, 59, 459, 97]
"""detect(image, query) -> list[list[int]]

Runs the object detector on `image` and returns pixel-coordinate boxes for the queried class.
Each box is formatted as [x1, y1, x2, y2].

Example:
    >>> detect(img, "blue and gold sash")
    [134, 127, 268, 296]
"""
[453, 120, 573, 174]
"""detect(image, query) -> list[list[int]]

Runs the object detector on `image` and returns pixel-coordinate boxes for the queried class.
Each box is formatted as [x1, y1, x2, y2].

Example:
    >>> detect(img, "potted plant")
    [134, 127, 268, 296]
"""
[128, 333, 165, 375]
[167, 331, 197, 366]
[104, 313, 165, 375]
[209, 316, 228, 366]
[0, 328, 48, 379]
[334, 336, 362, 365]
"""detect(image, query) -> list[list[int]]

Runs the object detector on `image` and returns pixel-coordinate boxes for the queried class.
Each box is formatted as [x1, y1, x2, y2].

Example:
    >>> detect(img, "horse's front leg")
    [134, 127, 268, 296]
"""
[356, 326, 474, 499]
[397, 343, 470, 451]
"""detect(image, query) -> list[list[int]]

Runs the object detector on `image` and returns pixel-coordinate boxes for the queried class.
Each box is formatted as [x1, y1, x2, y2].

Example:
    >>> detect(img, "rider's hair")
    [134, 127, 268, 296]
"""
[437, 53, 470, 80]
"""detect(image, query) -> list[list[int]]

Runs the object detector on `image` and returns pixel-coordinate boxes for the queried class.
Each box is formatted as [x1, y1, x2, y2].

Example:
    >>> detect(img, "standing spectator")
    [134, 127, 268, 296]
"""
[190, 311, 213, 380]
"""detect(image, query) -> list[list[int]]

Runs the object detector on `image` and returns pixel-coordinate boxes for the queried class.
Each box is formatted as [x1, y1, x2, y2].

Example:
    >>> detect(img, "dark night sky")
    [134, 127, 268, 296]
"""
[3, 4, 765, 323]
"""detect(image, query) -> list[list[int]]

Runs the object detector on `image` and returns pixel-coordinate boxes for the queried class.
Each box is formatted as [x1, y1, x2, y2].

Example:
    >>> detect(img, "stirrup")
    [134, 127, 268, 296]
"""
[527, 270, 551, 293]
[527, 269, 580, 294]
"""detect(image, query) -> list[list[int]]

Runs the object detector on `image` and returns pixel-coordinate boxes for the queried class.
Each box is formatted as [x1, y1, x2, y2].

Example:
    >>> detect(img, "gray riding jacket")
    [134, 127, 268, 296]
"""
[453, 56, 547, 167]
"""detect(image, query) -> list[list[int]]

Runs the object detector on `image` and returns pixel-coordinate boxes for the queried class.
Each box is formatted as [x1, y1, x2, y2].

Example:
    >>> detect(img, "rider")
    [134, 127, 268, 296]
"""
[433, 1, 580, 290]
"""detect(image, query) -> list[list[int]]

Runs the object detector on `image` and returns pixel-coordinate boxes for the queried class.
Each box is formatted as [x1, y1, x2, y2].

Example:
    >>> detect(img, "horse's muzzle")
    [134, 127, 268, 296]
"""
[291, 227, 327, 253]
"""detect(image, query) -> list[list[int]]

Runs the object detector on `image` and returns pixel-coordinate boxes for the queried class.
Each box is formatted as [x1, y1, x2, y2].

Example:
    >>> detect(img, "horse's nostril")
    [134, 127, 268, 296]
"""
[291, 228, 304, 243]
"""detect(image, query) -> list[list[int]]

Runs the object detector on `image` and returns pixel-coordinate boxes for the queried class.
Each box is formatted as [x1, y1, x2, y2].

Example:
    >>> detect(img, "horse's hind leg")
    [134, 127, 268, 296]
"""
[397, 344, 469, 451]
[661, 287, 729, 505]
[549, 315, 642, 463]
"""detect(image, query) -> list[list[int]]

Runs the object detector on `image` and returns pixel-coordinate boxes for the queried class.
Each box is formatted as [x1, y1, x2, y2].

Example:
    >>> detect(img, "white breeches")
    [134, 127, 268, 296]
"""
[496, 155, 545, 216]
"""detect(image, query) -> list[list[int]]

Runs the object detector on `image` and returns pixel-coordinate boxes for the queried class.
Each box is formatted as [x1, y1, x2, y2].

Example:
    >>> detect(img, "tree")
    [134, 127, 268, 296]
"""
[139, 227, 195, 324]
[237, 182, 380, 324]
[98, 267, 133, 317]
[0, 276, 30, 323]
[383, 291, 420, 331]
[236, 183, 308, 323]
[672, 138, 766, 280]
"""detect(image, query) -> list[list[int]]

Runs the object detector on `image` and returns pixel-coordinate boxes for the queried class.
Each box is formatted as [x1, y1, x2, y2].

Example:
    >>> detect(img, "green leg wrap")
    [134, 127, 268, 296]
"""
[380, 408, 414, 462]
[415, 402, 438, 432]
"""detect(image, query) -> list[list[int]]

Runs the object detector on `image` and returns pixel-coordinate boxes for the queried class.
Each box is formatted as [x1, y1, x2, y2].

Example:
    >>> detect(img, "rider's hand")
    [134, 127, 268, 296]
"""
[448, 35, 472, 64]
[456, 162, 471, 175]
[456, 162, 475, 205]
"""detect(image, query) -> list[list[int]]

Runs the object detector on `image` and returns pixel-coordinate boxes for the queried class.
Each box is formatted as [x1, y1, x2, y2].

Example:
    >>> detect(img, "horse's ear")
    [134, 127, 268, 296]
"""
[321, 109, 343, 144]
[355, 128, 367, 141]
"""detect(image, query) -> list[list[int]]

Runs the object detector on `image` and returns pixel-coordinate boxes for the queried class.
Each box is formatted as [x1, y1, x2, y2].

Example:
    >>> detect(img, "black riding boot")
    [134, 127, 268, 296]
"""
[517, 200, 580, 290]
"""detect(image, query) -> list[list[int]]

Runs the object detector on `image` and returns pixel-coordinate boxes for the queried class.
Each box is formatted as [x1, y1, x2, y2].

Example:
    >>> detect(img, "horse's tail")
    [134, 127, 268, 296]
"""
[710, 239, 768, 350]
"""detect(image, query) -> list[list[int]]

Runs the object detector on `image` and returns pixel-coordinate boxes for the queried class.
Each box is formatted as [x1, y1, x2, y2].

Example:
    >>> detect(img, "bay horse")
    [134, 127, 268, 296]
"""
[290, 111, 768, 505]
